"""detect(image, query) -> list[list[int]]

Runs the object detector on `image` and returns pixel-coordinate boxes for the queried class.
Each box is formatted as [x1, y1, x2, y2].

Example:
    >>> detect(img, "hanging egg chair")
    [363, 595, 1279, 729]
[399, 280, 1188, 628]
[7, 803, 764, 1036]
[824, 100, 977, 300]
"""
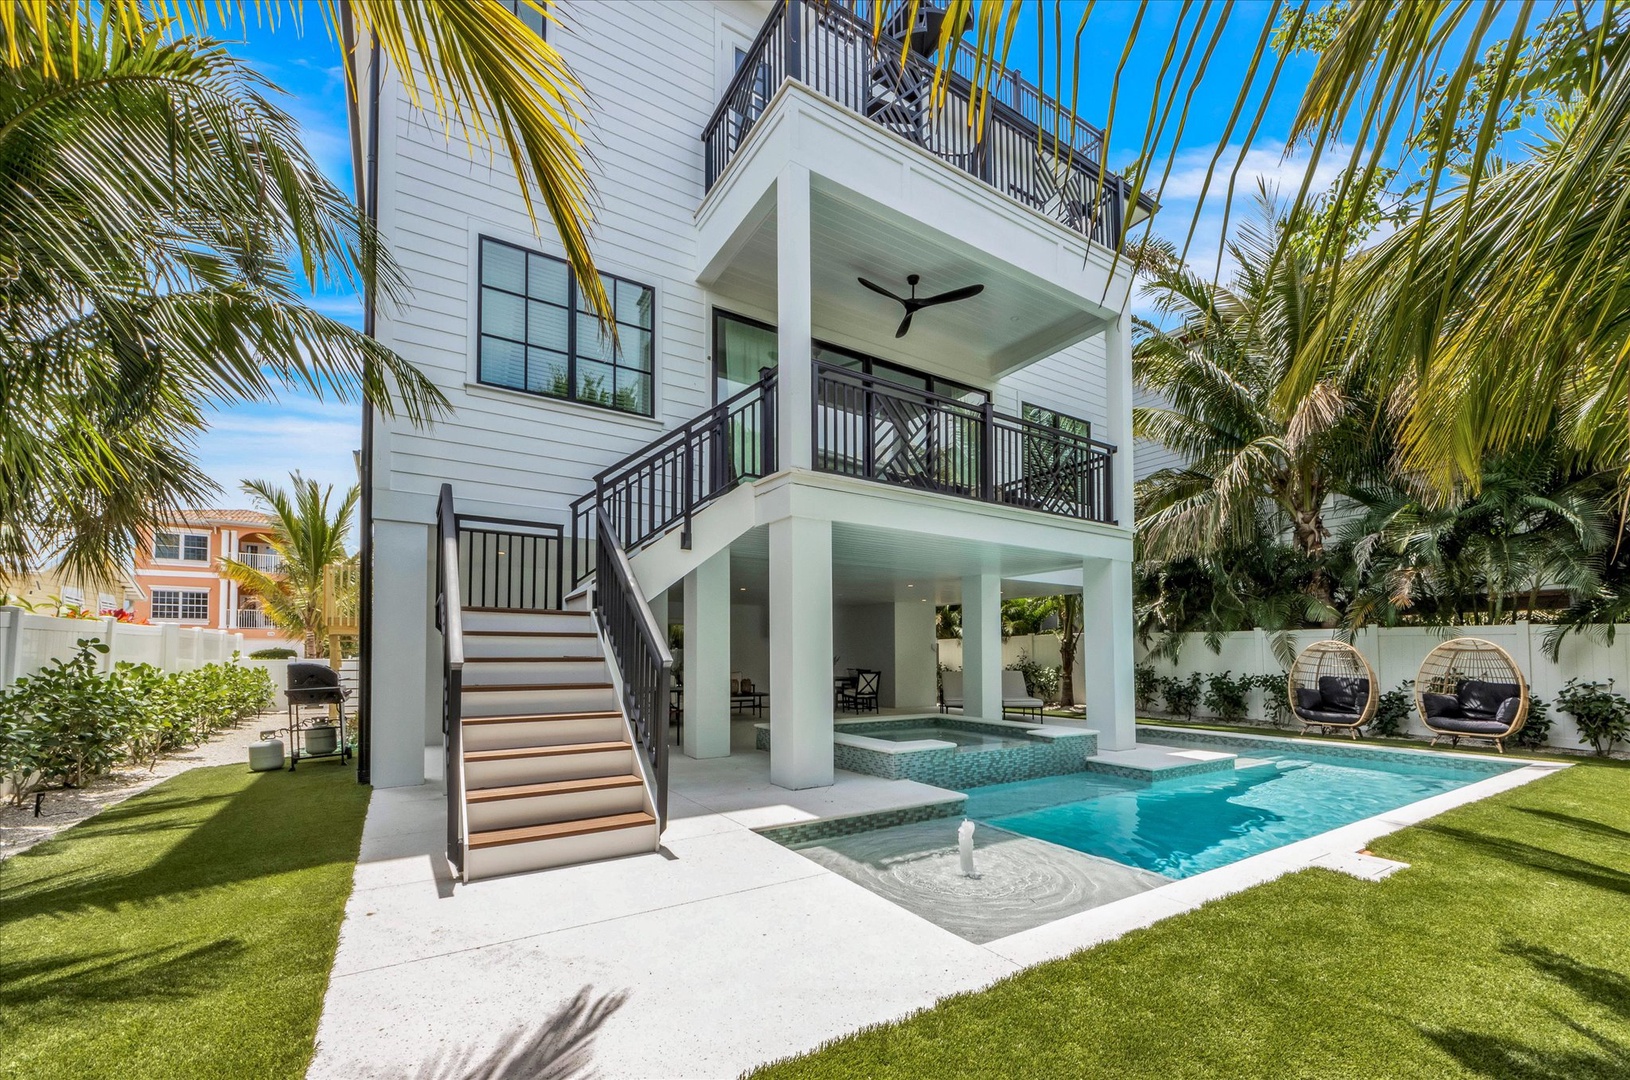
[1287, 640, 1377, 738]
[1415, 637, 1528, 753]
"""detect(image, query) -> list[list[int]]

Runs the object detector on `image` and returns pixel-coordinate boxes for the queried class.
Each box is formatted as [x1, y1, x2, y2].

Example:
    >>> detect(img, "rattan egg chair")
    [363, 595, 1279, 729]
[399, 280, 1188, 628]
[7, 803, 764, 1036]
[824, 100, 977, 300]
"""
[1415, 637, 1529, 753]
[1287, 640, 1377, 738]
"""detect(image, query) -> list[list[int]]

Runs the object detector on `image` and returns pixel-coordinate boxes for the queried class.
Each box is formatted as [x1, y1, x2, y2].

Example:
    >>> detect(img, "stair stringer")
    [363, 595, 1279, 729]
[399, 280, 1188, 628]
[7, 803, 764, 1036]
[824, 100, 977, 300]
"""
[627, 479, 761, 599]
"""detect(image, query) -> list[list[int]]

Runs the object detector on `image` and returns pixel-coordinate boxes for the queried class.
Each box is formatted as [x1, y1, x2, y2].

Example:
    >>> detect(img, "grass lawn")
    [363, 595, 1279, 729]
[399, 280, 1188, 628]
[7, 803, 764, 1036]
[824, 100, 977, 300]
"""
[752, 759, 1630, 1079]
[0, 763, 369, 1080]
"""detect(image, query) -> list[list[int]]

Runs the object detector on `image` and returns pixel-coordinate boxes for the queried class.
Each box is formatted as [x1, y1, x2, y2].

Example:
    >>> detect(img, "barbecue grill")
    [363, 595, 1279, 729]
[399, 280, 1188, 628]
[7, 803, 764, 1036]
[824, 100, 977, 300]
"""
[282, 661, 351, 769]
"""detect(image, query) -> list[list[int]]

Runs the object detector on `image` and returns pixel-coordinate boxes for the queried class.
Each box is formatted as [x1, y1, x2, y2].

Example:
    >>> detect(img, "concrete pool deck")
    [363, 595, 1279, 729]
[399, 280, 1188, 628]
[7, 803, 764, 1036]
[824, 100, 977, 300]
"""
[308, 735, 1568, 1079]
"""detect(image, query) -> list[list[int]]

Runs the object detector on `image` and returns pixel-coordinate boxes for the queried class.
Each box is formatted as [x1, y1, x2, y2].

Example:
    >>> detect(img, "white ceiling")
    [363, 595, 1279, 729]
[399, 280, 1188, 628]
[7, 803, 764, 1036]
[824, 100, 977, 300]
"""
[709, 183, 1105, 387]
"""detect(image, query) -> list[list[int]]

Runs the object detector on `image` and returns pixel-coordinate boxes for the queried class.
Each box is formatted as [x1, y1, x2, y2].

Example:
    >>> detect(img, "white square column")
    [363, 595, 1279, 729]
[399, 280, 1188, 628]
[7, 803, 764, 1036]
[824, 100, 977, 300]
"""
[777, 164, 813, 471]
[1104, 311, 1135, 528]
[370, 519, 433, 788]
[960, 574, 1002, 721]
[769, 515, 832, 789]
[892, 600, 937, 710]
[682, 550, 731, 759]
[1081, 557, 1136, 750]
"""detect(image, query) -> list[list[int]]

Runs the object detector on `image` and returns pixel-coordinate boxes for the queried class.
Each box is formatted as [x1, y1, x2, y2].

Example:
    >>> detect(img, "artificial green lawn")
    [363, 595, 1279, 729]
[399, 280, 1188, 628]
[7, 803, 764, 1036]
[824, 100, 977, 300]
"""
[0, 763, 369, 1079]
[753, 759, 1630, 1079]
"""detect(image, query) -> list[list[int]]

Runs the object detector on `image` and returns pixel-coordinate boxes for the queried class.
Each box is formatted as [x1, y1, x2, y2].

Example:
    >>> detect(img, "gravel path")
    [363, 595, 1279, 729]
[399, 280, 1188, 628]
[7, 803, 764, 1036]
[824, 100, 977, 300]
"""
[0, 712, 287, 861]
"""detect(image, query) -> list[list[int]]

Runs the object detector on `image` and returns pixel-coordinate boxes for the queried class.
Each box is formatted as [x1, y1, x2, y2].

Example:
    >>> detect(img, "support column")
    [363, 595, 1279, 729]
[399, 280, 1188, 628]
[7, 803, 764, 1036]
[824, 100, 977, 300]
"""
[371, 519, 433, 788]
[683, 550, 731, 759]
[1082, 557, 1136, 750]
[777, 164, 813, 471]
[961, 574, 1002, 721]
[769, 515, 832, 788]
[892, 600, 936, 710]
[1104, 312, 1135, 528]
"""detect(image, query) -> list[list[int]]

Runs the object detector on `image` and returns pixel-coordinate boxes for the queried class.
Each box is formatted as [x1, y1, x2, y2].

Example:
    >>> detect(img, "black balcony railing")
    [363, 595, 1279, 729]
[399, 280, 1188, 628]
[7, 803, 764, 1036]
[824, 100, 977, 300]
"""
[703, 0, 1132, 247]
[814, 361, 1116, 523]
[570, 367, 779, 585]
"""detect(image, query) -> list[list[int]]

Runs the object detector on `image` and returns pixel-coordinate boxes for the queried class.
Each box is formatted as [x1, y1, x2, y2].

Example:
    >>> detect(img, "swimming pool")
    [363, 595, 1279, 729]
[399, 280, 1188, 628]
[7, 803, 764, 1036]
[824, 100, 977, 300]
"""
[966, 734, 1518, 878]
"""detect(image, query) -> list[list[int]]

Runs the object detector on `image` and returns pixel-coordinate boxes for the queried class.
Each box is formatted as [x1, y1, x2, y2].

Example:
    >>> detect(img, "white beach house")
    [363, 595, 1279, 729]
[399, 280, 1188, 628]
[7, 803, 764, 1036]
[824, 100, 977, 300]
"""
[357, 0, 1150, 879]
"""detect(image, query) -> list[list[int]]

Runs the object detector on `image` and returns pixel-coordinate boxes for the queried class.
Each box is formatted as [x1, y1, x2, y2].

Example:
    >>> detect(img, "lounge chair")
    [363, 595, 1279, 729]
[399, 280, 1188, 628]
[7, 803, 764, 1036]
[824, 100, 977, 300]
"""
[1288, 641, 1376, 738]
[1416, 638, 1528, 753]
[1002, 671, 1044, 721]
[939, 669, 962, 713]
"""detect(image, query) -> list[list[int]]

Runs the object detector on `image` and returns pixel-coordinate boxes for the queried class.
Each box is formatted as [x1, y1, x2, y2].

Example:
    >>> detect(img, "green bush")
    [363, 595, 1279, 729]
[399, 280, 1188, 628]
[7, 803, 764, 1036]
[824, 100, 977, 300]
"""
[248, 647, 297, 660]
[1555, 679, 1630, 756]
[1254, 672, 1289, 727]
[1203, 671, 1253, 724]
[1512, 694, 1552, 750]
[1134, 664, 1161, 711]
[1010, 652, 1061, 703]
[1160, 673, 1204, 720]
[1368, 682, 1414, 738]
[0, 642, 273, 805]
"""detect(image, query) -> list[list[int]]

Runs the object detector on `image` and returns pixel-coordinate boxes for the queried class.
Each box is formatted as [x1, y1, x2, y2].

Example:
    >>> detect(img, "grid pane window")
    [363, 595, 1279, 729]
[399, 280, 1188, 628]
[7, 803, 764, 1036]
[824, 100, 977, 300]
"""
[478, 237, 655, 417]
[153, 589, 210, 622]
[154, 531, 208, 561]
[154, 532, 180, 560]
[182, 534, 209, 561]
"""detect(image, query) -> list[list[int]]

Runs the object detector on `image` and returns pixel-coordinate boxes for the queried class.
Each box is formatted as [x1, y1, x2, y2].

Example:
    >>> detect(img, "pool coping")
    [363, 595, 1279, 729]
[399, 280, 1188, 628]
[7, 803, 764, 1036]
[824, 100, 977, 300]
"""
[979, 730, 1569, 967]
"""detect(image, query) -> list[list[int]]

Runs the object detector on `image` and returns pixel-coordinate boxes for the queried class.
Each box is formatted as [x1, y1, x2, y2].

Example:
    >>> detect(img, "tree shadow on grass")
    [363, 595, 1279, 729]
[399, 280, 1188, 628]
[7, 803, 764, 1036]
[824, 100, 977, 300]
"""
[1413, 824, 1630, 895]
[0, 939, 247, 1022]
[1510, 807, 1630, 847]
[412, 986, 628, 1080]
[1422, 941, 1630, 1080]
[3, 768, 368, 919]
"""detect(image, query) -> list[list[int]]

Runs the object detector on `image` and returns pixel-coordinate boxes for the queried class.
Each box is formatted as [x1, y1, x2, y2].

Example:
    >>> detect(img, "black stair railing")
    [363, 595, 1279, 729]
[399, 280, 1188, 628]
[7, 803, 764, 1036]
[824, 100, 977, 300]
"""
[593, 506, 673, 824]
[457, 513, 565, 611]
[703, 0, 1131, 246]
[434, 484, 467, 874]
[813, 361, 1118, 523]
[570, 366, 778, 586]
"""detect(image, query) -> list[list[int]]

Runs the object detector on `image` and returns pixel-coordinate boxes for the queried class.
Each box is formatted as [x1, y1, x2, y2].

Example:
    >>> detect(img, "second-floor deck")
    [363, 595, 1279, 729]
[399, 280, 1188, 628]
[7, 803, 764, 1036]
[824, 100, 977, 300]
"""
[703, 0, 1143, 247]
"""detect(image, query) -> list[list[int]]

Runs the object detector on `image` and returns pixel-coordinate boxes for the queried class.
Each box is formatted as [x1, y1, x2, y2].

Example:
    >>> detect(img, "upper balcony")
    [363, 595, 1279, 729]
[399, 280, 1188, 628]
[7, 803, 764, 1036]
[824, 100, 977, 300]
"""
[702, 0, 1149, 249]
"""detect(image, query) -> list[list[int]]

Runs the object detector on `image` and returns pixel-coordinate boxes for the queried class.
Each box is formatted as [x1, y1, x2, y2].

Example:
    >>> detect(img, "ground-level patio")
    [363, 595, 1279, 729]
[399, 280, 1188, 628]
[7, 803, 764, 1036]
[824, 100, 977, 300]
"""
[307, 738, 1562, 1079]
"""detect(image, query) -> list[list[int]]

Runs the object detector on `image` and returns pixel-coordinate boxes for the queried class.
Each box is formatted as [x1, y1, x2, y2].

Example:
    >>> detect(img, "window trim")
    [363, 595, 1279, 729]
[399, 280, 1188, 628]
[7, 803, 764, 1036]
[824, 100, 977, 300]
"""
[476, 236, 657, 418]
[151, 587, 212, 624]
[153, 529, 210, 564]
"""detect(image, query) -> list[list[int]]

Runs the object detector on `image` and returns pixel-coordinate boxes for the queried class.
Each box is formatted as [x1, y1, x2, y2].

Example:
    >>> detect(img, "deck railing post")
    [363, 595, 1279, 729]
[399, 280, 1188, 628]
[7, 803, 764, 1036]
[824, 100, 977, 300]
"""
[784, 0, 803, 83]
[979, 399, 995, 502]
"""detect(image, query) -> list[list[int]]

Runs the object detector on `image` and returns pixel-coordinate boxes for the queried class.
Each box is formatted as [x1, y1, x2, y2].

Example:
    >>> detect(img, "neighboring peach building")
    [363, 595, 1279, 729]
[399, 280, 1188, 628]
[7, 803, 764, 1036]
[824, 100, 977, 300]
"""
[131, 509, 304, 653]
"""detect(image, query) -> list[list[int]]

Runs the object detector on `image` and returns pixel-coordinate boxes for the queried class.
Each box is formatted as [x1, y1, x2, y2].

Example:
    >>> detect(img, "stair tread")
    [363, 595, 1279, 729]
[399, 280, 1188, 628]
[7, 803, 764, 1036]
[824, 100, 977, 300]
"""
[465, 740, 631, 761]
[463, 682, 613, 692]
[464, 607, 590, 616]
[464, 656, 604, 663]
[468, 811, 656, 848]
[464, 629, 598, 638]
[463, 711, 622, 725]
[467, 774, 644, 801]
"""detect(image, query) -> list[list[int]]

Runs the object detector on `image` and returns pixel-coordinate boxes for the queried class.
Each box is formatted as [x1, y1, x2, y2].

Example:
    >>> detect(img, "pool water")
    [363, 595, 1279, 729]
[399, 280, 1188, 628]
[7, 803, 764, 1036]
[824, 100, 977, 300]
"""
[963, 738, 1515, 878]
[859, 725, 1029, 752]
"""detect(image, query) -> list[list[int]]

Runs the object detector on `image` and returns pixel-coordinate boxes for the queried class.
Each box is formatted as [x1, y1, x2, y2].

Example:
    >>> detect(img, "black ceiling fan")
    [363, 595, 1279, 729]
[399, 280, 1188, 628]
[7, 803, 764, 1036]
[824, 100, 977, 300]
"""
[858, 274, 985, 338]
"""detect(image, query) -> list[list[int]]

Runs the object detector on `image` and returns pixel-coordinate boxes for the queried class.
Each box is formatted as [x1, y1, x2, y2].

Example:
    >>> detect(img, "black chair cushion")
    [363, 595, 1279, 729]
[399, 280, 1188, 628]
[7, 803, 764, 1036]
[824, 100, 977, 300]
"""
[1294, 687, 1325, 712]
[1428, 715, 1514, 736]
[1494, 697, 1523, 727]
[1459, 680, 1521, 718]
[1318, 676, 1369, 714]
[1296, 707, 1364, 727]
[1421, 692, 1464, 719]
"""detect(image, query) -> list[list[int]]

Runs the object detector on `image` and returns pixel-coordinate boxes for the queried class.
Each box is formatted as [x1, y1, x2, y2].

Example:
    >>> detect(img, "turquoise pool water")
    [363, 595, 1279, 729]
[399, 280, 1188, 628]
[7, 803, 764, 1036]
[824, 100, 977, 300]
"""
[963, 737, 1516, 878]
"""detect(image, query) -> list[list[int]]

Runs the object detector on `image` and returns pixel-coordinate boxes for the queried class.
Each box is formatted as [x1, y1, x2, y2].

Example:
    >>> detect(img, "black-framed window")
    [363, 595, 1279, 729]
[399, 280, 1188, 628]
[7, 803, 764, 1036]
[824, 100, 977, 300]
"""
[152, 588, 210, 622]
[500, 0, 546, 38]
[710, 309, 988, 405]
[478, 237, 655, 417]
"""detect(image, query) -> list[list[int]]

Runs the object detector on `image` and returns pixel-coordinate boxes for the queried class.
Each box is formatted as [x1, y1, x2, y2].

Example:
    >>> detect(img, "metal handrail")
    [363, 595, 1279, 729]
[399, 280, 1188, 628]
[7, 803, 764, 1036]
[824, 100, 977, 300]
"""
[593, 507, 673, 825]
[435, 484, 468, 875]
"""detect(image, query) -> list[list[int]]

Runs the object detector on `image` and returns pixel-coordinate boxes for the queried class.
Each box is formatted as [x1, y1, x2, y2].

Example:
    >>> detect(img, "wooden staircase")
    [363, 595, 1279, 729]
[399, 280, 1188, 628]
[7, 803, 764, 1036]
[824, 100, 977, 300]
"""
[456, 607, 659, 881]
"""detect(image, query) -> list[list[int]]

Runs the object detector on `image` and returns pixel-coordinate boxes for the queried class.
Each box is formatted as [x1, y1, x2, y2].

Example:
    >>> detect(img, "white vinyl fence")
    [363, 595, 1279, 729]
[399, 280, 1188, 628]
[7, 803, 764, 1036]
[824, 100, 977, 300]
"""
[1137, 623, 1630, 751]
[935, 632, 1064, 673]
[0, 606, 247, 689]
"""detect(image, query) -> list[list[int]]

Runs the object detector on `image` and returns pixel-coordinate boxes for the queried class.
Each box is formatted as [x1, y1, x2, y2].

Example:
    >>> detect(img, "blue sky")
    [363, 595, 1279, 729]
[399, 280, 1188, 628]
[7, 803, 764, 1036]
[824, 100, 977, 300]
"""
[200, 2, 1335, 506]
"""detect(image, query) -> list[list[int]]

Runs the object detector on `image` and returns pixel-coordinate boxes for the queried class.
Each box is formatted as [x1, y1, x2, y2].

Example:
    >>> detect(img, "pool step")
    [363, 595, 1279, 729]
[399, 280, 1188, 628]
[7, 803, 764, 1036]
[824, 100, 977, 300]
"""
[1082, 746, 1238, 784]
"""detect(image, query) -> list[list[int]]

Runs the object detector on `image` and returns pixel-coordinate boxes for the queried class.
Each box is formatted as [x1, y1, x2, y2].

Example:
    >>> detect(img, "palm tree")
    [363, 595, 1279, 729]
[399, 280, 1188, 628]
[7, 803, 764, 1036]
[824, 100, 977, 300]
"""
[0, 0, 607, 320]
[222, 476, 360, 657]
[0, 14, 443, 583]
[1133, 206, 1383, 613]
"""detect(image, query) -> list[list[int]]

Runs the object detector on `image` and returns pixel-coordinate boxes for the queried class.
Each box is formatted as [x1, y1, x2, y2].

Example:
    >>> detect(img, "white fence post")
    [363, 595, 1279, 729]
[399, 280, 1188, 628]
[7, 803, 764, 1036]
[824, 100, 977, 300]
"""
[159, 624, 180, 670]
[0, 606, 19, 688]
